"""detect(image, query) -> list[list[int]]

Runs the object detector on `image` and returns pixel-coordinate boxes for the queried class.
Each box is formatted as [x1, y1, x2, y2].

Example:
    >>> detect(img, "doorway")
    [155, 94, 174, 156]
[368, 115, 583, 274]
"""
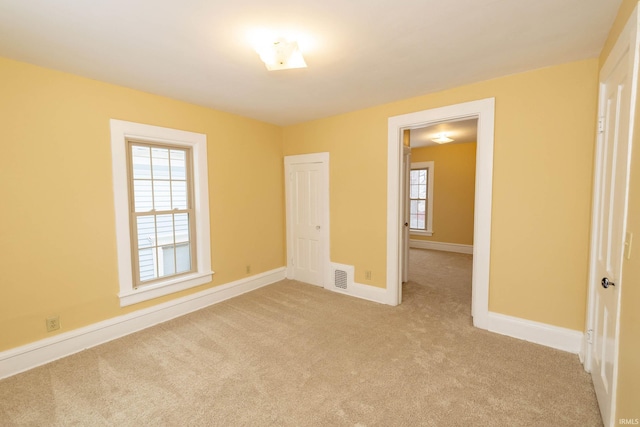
[403, 119, 478, 299]
[387, 98, 495, 330]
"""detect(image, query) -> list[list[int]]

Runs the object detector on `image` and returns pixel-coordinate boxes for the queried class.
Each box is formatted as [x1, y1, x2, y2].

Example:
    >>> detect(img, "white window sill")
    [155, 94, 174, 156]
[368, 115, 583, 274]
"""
[119, 271, 215, 306]
[410, 230, 433, 237]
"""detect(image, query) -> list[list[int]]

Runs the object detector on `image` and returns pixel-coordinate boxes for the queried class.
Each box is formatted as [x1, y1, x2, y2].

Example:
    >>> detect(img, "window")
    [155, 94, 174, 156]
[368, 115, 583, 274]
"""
[410, 161, 434, 236]
[128, 142, 194, 285]
[111, 120, 213, 306]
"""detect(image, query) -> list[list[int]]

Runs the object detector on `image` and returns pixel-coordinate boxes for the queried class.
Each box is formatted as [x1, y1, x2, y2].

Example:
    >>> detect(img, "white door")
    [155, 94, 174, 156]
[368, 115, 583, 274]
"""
[285, 154, 329, 287]
[588, 9, 638, 427]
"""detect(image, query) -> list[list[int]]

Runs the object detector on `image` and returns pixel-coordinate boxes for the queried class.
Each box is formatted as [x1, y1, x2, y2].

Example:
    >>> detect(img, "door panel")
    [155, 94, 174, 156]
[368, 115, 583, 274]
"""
[287, 159, 327, 287]
[590, 23, 636, 426]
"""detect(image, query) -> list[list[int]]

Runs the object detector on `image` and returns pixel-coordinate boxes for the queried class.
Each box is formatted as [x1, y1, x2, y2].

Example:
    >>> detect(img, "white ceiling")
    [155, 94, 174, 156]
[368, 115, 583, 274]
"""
[410, 118, 478, 148]
[0, 0, 621, 126]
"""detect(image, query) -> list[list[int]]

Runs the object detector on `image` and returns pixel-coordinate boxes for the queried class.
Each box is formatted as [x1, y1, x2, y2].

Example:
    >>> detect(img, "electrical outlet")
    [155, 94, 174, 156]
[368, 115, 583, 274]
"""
[365, 270, 372, 280]
[246, 265, 251, 274]
[46, 315, 60, 332]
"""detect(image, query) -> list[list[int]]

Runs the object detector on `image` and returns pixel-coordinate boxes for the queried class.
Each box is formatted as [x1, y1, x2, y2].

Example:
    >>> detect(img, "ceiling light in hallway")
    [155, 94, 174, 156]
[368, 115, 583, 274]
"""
[256, 37, 307, 71]
[432, 133, 454, 144]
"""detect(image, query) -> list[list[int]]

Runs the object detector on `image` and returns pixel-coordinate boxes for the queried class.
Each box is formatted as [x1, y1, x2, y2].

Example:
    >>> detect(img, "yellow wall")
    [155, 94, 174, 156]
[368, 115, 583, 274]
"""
[410, 142, 476, 245]
[283, 59, 598, 330]
[603, 1, 640, 423]
[0, 54, 599, 354]
[0, 57, 285, 351]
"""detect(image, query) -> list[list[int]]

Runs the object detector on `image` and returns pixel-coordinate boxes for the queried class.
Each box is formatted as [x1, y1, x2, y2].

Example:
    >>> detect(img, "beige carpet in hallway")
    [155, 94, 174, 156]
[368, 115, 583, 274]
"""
[0, 249, 602, 426]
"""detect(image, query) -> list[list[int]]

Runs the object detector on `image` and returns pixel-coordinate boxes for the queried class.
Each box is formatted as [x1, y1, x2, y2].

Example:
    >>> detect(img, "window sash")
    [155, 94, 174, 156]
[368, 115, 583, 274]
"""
[126, 140, 197, 288]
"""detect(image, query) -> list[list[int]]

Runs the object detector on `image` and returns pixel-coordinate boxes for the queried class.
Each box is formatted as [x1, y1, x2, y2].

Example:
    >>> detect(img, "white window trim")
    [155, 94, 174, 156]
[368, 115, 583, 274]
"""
[110, 119, 213, 306]
[409, 161, 434, 236]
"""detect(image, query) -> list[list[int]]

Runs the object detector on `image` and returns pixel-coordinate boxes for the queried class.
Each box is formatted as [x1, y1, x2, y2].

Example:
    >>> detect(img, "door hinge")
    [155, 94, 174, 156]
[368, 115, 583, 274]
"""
[587, 329, 593, 344]
[598, 117, 605, 134]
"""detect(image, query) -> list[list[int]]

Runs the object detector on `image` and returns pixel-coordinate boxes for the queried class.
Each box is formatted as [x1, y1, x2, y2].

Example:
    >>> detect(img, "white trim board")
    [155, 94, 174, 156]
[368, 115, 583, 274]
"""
[328, 262, 387, 304]
[409, 240, 473, 254]
[329, 281, 389, 305]
[487, 312, 583, 354]
[0, 268, 286, 380]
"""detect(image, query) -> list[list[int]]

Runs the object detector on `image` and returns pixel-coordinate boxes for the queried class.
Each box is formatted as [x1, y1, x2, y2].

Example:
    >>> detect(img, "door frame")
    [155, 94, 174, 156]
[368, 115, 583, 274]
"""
[583, 6, 639, 425]
[387, 98, 495, 330]
[401, 146, 411, 287]
[284, 152, 331, 287]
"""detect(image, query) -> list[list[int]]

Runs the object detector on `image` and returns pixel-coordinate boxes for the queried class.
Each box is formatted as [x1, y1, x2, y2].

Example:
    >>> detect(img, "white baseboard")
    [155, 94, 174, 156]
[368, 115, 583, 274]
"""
[326, 279, 389, 305]
[328, 262, 389, 305]
[487, 312, 583, 354]
[410, 239, 473, 254]
[0, 267, 286, 380]
[349, 281, 389, 304]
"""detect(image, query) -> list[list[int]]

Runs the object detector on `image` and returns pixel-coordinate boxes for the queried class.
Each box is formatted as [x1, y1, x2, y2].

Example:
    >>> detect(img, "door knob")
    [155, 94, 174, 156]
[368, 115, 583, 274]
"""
[601, 277, 615, 289]
[404, 222, 409, 227]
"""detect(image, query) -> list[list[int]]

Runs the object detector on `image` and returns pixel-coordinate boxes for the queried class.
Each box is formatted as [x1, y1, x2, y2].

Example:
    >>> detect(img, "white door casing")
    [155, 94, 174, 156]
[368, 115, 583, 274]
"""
[387, 98, 495, 329]
[285, 153, 330, 287]
[586, 7, 639, 427]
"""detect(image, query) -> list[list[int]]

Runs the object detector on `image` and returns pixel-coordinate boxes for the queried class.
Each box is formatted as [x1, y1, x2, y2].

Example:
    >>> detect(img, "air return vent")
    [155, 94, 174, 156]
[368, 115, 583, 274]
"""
[334, 269, 348, 289]
[330, 263, 354, 292]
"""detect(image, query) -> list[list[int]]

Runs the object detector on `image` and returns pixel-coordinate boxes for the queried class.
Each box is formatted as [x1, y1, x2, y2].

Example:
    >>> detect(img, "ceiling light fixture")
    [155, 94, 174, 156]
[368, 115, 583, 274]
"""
[432, 133, 453, 144]
[257, 38, 307, 71]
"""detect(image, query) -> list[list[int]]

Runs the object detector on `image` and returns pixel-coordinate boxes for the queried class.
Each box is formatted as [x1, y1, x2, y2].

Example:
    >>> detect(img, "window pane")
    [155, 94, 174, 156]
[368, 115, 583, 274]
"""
[153, 180, 171, 211]
[131, 146, 151, 179]
[133, 180, 153, 212]
[156, 214, 174, 246]
[138, 248, 157, 282]
[410, 170, 419, 184]
[410, 200, 419, 229]
[152, 147, 170, 180]
[410, 184, 418, 199]
[419, 184, 427, 199]
[170, 149, 186, 180]
[417, 214, 425, 229]
[419, 169, 427, 184]
[417, 200, 426, 214]
[176, 243, 191, 273]
[174, 213, 190, 243]
[161, 245, 176, 277]
[162, 243, 191, 276]
[171, 181, 187, 209]
[136, 216, 155, 248]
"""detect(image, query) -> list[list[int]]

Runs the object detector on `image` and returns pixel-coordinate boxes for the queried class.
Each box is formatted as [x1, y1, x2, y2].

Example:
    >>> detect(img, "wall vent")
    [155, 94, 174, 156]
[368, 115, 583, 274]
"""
[330, 263, 354, 292]
[334, 269, 348, 289]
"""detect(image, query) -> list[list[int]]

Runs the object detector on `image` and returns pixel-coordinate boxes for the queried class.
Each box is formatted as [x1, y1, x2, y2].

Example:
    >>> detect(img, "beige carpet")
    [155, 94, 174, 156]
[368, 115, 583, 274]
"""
[0, 249, 602, 426]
